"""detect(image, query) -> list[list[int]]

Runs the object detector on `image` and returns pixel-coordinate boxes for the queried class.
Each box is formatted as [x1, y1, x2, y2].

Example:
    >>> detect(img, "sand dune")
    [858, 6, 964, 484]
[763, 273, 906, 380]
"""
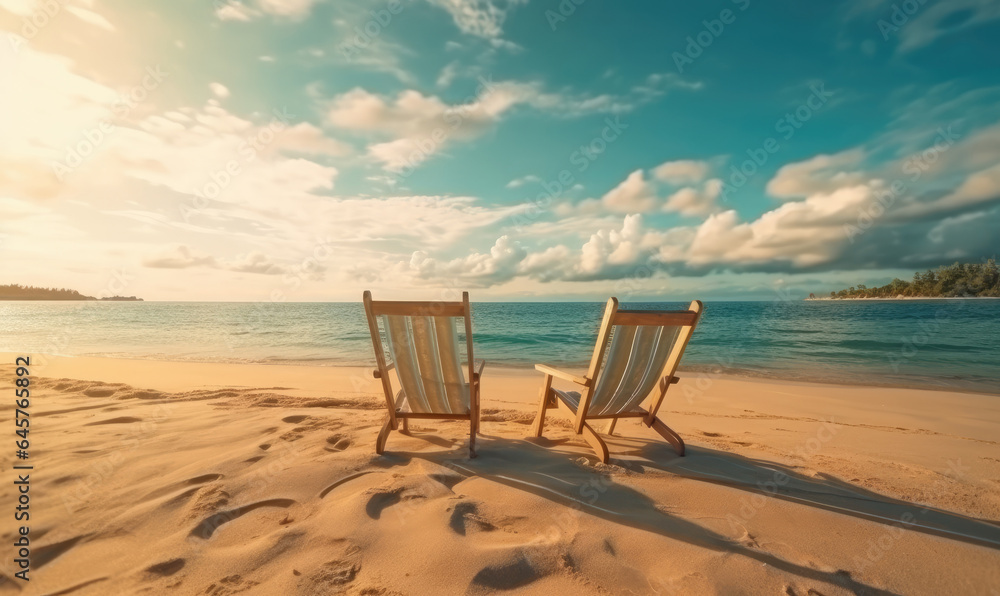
[1, 355, 999, 595]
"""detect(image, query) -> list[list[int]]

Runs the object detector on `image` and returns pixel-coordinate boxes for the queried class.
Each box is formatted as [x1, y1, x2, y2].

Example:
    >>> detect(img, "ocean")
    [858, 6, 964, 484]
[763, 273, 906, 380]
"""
[1, 300, 998, 394]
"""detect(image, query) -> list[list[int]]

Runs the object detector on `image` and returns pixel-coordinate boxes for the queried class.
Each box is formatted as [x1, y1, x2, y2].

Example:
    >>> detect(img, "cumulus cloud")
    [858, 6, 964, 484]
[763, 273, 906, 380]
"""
[599, 170, 658, 213]
[395, 167, 1000, 288]
[766, 149, 867, 199]
[326, 86, 517, 171]
[663, 179, 723, 217]
[408, 235, 527, 286]
[653, 159, 711, 185]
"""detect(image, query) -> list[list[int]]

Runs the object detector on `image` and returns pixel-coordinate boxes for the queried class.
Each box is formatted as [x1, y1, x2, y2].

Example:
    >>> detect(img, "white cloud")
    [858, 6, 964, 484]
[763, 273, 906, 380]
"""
[209, 82, 230, 98]
[409, 235, 526, 286]
[256, 0, 319, 18]
[506, 174, 540, 188]
[895, 0, 1000, 52]
[599, 170, 657, 213]
[425, 0, 528, 39]
[652, 159, 711, 185]
[687, 185, 876, 267]
[325, 77, 695, 173]
[0, 44, 120, 199]
[889, 163, 1000, 220]
[326, 85, 520, 171]
[142, 245, 301, 276]
[214, 0, 259, 21]
[142, 245, 217, 269]
[273, 122, 352, 157]
[766, 149, 867, 199]
[214, 0, 321, 21]
[663, 179, 723, 217]
[65, 5, 115, 30]
[333, 38, 416, 85]
[436, 61, 460, 88]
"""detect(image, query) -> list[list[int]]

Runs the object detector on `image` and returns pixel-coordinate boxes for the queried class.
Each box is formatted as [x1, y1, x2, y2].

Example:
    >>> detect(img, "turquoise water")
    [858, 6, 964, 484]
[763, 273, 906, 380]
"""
[1, 300, 998, 393]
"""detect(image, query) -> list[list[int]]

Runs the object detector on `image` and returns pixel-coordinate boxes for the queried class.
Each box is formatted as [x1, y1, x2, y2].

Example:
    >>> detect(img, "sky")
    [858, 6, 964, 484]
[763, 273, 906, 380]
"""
[1, 0, 999, 301]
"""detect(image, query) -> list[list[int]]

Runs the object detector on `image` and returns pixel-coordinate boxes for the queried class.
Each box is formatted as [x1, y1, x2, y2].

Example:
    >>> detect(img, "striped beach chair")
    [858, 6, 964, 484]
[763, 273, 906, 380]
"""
[363, 291, 484, 458]
[531, 297, 703, 463]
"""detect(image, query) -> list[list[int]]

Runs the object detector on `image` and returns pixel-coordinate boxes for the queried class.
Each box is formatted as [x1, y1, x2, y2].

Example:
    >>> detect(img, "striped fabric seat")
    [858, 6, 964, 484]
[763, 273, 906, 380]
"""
[552, 325, 681, 417]
[587, 324, 681, 416]
[380, 314, 470, 415]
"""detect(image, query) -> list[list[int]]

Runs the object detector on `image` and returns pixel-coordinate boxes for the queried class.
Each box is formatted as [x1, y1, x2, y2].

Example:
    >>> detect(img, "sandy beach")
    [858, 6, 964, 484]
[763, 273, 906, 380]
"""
[1, 354, 998, 595]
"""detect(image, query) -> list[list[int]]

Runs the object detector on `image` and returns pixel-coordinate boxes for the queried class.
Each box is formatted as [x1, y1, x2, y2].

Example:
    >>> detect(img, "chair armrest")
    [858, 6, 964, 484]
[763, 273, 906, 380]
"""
[372, 362, 396, 378]
[535, 364, 591, 387]
[659, 375, 680, 390]
[472, 359, 486, 382]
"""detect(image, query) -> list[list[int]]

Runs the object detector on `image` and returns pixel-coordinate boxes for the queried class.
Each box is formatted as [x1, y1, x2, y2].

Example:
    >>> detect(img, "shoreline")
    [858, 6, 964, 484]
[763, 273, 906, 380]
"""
[18, 351, 1000, 397]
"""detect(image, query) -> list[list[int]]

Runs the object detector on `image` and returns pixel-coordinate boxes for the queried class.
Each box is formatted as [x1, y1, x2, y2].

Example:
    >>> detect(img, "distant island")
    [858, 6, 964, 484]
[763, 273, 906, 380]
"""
[0, 284, 143, 301]
[809, 260, 1000, 300]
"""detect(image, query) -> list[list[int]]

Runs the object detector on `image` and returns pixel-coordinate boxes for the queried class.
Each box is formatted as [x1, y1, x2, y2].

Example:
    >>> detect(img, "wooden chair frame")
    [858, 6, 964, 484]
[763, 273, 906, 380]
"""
[363, 290, 483, 458]
[530, 297, 703, 463]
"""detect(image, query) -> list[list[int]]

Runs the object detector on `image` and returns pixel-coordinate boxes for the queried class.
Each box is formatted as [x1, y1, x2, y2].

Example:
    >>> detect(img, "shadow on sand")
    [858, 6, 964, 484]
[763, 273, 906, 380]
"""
[373, 429, 1000, 596]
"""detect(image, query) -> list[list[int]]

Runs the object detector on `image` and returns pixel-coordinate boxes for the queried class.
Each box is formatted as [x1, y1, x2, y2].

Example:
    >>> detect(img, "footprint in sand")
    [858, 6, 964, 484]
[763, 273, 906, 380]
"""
[244, 455, 265, 464]
[319, 471, 377, 498]
[470, 555, 542, 592]
[84, 416, 142, 426]
[325, 434, 352, 452]
[449, 502, 496, 536]
[364, 488, 404, 519]
[282, 415, 309, 424]
[298, 558, 360, 592]
[258, 443, 271, 451]
[204, 574, 259, 595]
[145, 558, 185, 577]
[189, 499, 297, 539]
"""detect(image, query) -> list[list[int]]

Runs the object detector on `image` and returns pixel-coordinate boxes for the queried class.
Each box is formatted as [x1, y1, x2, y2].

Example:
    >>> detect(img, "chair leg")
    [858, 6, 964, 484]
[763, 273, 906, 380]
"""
[376, 415, 392, 454]
[400, 418, 409, 434]
[606, 417, 618, 436]
[580, 421, 610, 464]
[530, 375, 554, 438]
[469, 417, 477, 459]
[646, 416, 685, 456]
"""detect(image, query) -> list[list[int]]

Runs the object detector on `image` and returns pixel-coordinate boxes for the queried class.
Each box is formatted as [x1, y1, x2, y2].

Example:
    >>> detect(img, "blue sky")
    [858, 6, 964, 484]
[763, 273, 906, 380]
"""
[1, 0, 999, 300]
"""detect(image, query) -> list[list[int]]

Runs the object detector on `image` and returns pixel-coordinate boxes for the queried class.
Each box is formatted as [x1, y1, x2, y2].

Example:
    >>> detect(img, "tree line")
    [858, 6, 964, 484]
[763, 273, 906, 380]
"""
[812, 260, 1000, 299]
[0, 284, 141, 301]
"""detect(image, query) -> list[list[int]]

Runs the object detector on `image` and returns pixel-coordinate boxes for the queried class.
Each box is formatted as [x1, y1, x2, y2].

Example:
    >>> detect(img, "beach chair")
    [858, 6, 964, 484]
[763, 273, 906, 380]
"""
[363, 291, 484, 458]
[530, 298, 703, 463]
